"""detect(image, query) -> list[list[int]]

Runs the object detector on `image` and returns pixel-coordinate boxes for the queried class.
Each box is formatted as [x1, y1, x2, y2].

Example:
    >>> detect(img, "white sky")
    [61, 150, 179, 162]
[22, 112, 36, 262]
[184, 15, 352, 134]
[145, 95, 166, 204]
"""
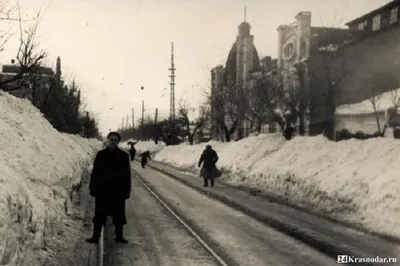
[1, 0, 392, 135]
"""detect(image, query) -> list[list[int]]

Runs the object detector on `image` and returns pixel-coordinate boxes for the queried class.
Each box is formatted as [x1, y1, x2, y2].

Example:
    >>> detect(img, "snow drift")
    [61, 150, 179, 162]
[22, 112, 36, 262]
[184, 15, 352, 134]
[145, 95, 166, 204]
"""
[0, 92, 102, 265]
[121, 139, 166, 154]
[153, 134, 400, 239]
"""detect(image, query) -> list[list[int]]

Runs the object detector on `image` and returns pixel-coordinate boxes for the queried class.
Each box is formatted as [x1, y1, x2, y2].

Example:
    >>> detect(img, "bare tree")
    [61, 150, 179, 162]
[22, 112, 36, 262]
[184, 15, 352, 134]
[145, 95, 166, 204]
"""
[178, 99, 209, 145]
[0, 3, 46, 90]
[249, 72, 286, 133]
[369, 90, 383, 134]
[205, 82, 247, 142]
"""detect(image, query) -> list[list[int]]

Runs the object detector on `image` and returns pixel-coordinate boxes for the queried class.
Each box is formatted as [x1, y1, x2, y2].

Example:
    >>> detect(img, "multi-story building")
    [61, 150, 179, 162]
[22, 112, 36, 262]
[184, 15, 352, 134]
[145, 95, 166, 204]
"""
[333, 0, 400, 138]
[210, 65, 224, 141]
[276, 12, 364, 137]
[346, 0, 399, 32]
[210, 19, 261, 141]
[276, 0, 400, 139]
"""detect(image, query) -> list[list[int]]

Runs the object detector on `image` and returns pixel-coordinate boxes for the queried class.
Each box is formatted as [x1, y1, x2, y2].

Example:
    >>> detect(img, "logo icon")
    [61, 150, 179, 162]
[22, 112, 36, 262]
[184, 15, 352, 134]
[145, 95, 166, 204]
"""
[337, 255, 348, 263]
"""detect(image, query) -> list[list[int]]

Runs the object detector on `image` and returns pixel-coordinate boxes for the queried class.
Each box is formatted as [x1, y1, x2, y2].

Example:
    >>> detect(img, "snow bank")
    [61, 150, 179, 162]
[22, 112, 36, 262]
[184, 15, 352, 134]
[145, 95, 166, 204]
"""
[336, 88, 400, 115]
[154, 134, 400, 238]
[0, 92, 102, 265]
[121, 139, 166, 154]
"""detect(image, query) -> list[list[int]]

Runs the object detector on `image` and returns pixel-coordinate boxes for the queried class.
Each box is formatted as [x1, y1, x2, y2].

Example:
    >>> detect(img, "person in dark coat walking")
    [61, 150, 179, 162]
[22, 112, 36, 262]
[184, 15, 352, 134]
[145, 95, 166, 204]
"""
[86, 131, 131, 244]
[198, 144, 219, 187]
[139, 150, 151, 168]
[127, 141, 137, 162]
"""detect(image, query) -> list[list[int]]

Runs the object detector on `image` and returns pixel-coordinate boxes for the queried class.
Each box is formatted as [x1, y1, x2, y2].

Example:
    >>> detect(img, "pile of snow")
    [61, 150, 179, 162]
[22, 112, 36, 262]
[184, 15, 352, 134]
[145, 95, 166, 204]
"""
[121, 139, 165, 154]
[336, 88, 400, 115]
[154, 134, 400, 238]
[0, 92, 102, 265]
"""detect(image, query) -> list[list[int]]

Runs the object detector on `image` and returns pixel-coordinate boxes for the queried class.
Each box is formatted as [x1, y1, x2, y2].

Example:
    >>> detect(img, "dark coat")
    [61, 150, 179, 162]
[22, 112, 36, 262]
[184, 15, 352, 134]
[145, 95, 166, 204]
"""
[198, 148, 219, 170]
[128, 147, 136, 161]
[139, 151, 151, 163]
[89, 147, 131, 225]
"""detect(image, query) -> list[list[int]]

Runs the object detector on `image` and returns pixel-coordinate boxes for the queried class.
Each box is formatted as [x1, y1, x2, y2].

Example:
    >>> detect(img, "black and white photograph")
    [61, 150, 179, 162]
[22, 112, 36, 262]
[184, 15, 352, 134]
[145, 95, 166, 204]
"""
[0, 0, 399, 265]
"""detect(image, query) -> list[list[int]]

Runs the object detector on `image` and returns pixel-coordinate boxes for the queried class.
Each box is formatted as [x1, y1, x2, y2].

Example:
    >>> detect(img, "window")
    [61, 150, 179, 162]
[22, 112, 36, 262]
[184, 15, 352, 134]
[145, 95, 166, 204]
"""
[357, 20, 367, 30]
[282, 40, 296, 61]
[390, 7, 399, 24]
[372, 14, 381, 31]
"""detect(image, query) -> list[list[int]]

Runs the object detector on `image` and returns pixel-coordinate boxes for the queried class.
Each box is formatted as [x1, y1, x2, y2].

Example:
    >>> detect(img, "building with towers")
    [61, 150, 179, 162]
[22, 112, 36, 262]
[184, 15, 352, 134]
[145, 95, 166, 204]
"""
[211, 11, 262, 141]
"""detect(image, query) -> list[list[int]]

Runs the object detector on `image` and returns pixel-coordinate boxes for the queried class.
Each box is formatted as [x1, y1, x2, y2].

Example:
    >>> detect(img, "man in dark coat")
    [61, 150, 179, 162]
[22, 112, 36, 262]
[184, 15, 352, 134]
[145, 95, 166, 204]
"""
[139, 150, 151, 168]
[86, 131, 131, 244]
[127, 141, 137, 161]
[198, 144, 219, 187]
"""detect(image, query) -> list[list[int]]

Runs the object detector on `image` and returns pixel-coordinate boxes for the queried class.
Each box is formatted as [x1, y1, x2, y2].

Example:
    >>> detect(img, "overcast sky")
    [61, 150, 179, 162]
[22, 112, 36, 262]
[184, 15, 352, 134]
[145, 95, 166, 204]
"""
[2, 0, 392, 135]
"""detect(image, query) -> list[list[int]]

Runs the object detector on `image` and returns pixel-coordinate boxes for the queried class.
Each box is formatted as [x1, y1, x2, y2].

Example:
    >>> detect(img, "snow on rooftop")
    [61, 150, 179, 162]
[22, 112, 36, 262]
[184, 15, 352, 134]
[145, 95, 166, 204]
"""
[336, 88, 400, 115]
[153, 134, 400, 238]
[0, 91, 102, 264]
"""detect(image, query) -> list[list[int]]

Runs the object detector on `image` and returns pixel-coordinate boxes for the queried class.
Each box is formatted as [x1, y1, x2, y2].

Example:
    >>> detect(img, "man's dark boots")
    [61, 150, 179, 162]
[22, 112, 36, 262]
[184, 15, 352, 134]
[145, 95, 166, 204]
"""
[115, 224, 128, 244]
[85, 223, 102, 244]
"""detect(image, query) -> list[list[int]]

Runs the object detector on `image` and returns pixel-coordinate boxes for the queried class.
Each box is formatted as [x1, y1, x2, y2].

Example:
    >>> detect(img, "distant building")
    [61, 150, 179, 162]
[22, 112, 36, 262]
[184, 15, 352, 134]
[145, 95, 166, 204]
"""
[210, 18, 262, 141]
[345, 0, 399, 32]
[0, 57, 62, 101]
[260, 56, 278, 74]
[277, 1, 400, 138]
[210, 65, 224, 141]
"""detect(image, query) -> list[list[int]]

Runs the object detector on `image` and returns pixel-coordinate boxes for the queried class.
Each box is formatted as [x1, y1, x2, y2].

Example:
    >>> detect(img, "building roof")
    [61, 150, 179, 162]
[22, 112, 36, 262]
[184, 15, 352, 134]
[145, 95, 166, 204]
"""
[345, 0, 400, 26]
[224, 42, 261, 84]
[311, 27, 363, 47]
[1, 64, 54, 76]
[238, 21, 251, 29]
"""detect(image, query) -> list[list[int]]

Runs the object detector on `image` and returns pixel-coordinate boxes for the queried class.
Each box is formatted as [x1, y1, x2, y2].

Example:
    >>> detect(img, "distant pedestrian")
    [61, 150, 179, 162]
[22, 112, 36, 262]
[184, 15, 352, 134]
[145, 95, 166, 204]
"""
[139, 150, 151, 168]
[86, 131, 131, 244]
[127, 141, 137, 161]
[198, 144, 219, 187]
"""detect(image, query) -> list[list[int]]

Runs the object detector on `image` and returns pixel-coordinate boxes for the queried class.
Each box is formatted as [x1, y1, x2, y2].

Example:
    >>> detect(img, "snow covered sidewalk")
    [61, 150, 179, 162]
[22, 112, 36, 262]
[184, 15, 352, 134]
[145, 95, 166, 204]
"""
[134, 134, 400, 240]
[0, 92, 102, 265]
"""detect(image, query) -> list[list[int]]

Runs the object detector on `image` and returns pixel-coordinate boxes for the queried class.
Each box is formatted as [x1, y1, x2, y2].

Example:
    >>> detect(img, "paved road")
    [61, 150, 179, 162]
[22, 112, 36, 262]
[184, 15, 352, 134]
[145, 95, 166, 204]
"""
[131, 161, 337, 266]
[103, 166, 220, 266]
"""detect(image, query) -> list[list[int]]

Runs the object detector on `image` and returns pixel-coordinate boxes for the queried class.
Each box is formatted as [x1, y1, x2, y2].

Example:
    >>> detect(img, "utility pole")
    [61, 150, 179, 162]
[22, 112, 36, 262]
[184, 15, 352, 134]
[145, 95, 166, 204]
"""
[122, 116, 124, 129]
[155, 108, 158, 124]
[169, 42, 176, 143]
[132, 108, 135, 129]
[126, 115, 129, 128]
[141, 100, 145, 126]
[85, 111, 89, 138]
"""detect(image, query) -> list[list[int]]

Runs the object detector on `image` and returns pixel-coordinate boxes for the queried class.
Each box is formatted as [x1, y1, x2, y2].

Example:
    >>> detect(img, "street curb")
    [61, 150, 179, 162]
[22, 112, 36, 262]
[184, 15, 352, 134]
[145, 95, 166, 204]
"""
[148, 163, 389, 265]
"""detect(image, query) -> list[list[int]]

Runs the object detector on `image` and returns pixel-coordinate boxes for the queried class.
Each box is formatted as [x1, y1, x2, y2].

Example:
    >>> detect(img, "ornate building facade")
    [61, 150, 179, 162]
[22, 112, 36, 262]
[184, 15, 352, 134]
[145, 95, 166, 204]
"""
[211, 20, 261, 141]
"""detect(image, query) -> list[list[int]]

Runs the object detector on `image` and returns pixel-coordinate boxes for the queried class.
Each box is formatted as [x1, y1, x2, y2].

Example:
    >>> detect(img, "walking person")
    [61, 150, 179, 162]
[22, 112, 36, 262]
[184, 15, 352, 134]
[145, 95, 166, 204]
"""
[139, 150, 151, 168]
[198, 144, 219, 187]
[86, 131, 131, 244]
[127, 141, 137, 162]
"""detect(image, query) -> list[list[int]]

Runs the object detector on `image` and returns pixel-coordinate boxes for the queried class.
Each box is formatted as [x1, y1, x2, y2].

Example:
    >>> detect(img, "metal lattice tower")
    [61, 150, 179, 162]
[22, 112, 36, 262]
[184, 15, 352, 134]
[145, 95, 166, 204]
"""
[169, 42, 176, 132]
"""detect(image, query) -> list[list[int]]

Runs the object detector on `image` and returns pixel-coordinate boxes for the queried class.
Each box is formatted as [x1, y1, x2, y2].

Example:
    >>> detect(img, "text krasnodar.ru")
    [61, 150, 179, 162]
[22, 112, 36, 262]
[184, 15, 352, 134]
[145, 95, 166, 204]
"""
[337, 255, 397, 264]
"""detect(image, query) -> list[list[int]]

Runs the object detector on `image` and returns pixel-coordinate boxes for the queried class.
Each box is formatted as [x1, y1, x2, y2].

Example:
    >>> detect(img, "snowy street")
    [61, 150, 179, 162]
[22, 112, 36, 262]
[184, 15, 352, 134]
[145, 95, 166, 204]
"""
[144, 159, 400, 261]
[103, 164, 219, 266]
[104, 160, 339, 266]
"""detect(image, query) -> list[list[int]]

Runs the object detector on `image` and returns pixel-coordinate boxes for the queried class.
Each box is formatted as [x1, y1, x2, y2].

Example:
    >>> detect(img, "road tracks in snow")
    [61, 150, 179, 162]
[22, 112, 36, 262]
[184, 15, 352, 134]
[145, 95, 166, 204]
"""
[121, 162, 337, 266]
[135, 173, 229, 266]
